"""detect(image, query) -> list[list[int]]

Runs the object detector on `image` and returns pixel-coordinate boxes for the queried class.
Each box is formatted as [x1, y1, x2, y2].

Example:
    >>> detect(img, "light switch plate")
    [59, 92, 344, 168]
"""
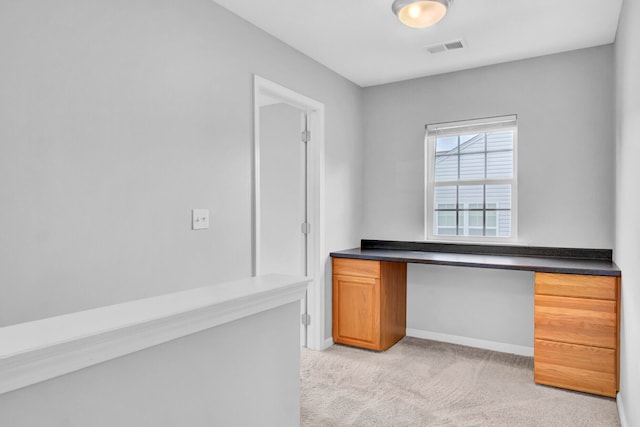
[192, 209, 209, 230]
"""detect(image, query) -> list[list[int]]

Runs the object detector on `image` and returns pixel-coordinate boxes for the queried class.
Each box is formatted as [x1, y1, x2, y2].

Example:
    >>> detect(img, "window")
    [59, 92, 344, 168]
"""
[425, 115, 517, 242]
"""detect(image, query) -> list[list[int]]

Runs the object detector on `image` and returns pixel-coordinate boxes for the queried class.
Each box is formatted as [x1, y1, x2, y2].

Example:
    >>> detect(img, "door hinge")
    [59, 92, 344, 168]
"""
[301, 222, 311, 234]
[301, 313, 311, 326]
[301, 130, 310, 143]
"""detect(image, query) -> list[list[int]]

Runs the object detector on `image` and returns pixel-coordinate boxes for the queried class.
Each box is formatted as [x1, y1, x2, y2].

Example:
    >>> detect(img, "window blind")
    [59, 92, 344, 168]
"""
[426, 115, 517, 138]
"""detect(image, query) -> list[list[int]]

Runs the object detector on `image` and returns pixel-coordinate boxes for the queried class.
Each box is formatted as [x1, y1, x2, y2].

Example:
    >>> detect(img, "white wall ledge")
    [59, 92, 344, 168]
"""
[0, 274, 309, 395]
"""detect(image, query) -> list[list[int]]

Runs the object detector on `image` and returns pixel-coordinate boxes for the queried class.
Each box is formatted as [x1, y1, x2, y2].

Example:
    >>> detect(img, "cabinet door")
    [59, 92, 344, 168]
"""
[333, 275, 380, 349]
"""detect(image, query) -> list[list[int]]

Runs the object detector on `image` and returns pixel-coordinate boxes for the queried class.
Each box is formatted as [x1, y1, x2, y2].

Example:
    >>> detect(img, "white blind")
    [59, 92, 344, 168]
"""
[426, 114, 517, 137]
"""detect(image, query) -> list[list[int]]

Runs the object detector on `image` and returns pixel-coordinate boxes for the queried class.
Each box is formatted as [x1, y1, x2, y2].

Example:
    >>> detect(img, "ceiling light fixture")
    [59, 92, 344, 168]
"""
[392, 0, 450, 29]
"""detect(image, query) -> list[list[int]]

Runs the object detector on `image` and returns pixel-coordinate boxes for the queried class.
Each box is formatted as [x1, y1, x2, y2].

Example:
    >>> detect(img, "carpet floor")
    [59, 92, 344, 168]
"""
[300, 337, 620, 427]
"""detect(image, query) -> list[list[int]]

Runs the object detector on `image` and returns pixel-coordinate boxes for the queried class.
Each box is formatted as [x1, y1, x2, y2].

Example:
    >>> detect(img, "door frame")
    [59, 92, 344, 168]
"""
[253, 75, 325, 351]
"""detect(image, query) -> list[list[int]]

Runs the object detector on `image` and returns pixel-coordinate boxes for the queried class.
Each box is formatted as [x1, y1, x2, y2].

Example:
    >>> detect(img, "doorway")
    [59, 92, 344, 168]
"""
[258, 102, 308, 345]
[253, 75, 325, 350]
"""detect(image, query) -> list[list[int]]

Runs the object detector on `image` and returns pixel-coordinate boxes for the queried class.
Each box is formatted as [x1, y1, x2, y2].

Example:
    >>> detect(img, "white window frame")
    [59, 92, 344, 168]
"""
[425, 115, 518, 243]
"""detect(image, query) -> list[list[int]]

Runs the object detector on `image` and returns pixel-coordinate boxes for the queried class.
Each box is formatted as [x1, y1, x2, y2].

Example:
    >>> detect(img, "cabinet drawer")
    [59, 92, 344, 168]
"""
[534, 294, 617, 348]
[534, 339, 617, 397]
[535, 272, 618, 300]
[333, 258, 380, 278]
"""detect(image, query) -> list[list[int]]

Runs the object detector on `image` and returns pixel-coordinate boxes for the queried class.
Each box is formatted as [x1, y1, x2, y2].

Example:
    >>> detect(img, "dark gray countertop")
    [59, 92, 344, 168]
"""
[330, 245, 621, 277]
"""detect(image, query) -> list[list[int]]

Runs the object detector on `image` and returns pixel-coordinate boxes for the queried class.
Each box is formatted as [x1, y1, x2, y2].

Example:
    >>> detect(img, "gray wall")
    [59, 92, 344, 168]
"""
[614, 0, 640, 424]
[0, 0, 364, 328]
[362, 46, 615, 348]
[0, 302, 301, 427]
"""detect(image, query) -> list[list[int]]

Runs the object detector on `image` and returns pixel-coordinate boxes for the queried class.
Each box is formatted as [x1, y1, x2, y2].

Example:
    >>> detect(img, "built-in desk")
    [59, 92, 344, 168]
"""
[330, 240, 621, 397]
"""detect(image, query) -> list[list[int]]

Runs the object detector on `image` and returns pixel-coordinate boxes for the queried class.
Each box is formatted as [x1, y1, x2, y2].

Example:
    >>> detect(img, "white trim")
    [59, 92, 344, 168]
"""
[253, 75, 326, 351]
[617, 392, 629, 427]
[0, 274, 309, 395]
[406, 328, 533, 357]
[299, 111, 308, 347]
[307, 106, 326, 352]
[322, 337, 335, 350]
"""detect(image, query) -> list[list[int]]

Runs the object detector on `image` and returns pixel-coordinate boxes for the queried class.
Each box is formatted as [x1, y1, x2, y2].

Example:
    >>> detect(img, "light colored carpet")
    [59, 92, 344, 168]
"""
[301, 337, 620, 427]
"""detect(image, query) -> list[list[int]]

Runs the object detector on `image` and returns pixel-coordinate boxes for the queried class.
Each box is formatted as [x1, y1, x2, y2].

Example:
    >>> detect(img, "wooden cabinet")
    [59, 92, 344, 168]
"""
[534, 272, 620, 397]
[332, 258, 407, 351]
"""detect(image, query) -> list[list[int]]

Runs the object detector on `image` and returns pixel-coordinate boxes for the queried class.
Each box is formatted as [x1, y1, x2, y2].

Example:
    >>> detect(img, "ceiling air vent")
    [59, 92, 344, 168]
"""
[426, 39, 465, 54]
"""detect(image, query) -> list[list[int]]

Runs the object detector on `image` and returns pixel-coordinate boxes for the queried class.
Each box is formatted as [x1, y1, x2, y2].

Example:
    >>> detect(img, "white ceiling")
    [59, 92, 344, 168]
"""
[212, 0, 623, 88]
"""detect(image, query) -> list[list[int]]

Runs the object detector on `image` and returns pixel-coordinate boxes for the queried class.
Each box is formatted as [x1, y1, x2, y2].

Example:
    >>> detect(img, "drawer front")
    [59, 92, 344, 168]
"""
[535, 272, 618, 300]
[333, 258, 380, 279]
[534, 339, 617, 397]
[534, 294, 617, 348]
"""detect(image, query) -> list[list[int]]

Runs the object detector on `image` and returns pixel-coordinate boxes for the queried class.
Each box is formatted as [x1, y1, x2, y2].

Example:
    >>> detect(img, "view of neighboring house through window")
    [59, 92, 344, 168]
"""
[425, 115, 517, 241]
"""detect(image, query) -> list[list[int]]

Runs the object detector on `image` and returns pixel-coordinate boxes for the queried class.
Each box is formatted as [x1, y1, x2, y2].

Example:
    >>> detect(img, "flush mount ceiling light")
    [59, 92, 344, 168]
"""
[392, 0, 450, 29]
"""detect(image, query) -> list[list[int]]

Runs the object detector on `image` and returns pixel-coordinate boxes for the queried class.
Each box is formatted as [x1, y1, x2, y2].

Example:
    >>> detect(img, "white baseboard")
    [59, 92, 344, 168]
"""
[617, 392, 628, 427]
[406, 328, 534, 357]
[322, 337, 334, 350]
[305, 337, 333, 351]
